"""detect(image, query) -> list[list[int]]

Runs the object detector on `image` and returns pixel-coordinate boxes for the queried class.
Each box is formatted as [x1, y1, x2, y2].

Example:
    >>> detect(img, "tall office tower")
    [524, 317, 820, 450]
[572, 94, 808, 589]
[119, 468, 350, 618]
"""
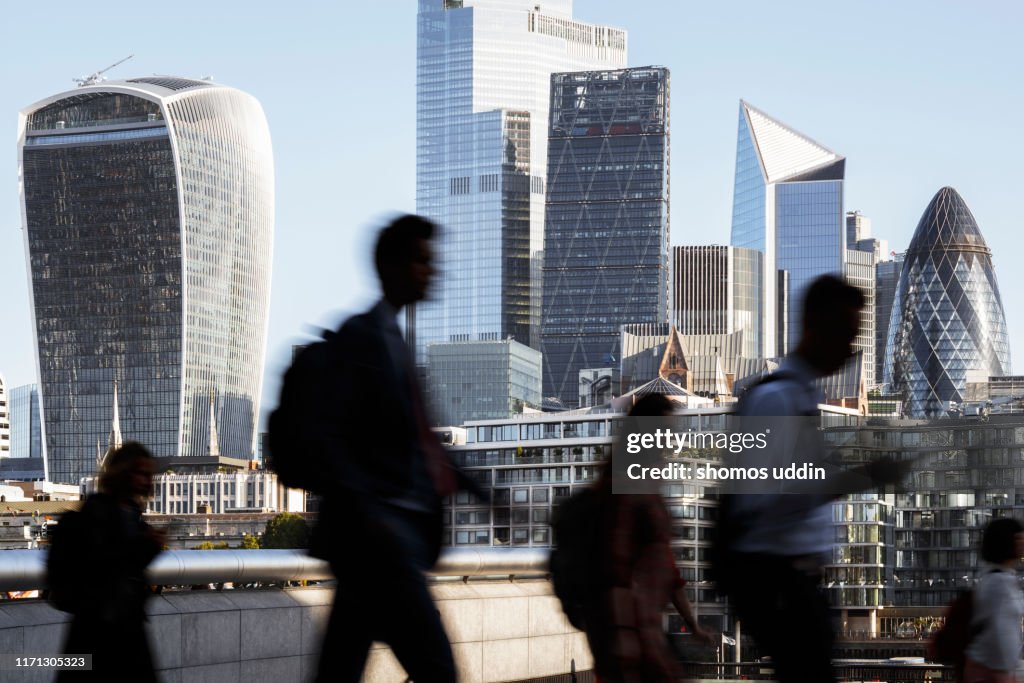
[884, 187, 1010, 417]
[415, 0, 626, 358]
[844, 248, 876, 386]
[0, 374, 10, 459]
[874, 253, 904, 387]
[846, 210, 872, 250]
[730, 100, 845, 358]
[19, 77, 274, 484]
[671, 245, 762, 360]
[9, 384, 43, 461]
[845, 210, 889, 386]
[542, 67, 670, 407]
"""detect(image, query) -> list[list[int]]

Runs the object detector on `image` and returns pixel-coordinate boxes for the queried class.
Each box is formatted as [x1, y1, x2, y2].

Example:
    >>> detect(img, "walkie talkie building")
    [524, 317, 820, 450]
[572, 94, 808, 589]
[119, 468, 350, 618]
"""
[884, 187, 1010, 417]
[18, 77, 274, 484]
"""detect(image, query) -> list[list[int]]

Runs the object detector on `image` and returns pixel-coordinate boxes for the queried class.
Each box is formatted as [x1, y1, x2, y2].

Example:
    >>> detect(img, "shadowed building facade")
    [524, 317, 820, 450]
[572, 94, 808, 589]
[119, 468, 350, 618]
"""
[19, 77, 274, 484]
[542, 67, 670, 407]
[884, 187, 1010, 417]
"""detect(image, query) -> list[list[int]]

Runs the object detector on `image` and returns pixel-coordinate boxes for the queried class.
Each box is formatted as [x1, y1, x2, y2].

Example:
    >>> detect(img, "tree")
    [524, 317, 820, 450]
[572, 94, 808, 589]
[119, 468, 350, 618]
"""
[239, 534, 261, 549]
[262, 512, 309, 549]
[195, 541, 229, 550]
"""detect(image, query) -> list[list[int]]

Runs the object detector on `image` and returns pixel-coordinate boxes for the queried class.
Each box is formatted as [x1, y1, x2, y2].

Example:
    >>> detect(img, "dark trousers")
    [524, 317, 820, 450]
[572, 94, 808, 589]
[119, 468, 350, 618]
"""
[726, 553, 835, 683]
[58, 614, 157, 683]
[316, 507, 455, 683]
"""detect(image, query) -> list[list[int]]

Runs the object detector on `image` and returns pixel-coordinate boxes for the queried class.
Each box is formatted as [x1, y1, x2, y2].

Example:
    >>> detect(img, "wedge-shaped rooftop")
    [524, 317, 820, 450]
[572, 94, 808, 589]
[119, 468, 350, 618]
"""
[742, 100, 844, 183]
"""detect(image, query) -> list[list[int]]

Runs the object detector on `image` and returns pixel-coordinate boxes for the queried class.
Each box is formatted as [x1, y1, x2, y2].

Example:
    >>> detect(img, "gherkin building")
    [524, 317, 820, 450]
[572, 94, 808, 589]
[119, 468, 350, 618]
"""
[884, 187, 1010, 417]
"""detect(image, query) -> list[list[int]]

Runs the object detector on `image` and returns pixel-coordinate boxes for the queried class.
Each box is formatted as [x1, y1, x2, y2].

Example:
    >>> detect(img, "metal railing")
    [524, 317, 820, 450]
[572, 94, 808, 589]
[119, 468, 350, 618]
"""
[686, 660, 953, 682]
[0, 547, 551, 592]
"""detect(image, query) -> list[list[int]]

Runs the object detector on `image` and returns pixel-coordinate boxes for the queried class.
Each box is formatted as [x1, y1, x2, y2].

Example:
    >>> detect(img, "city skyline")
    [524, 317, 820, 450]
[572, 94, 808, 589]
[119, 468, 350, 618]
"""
[1, 1, 1022, 419]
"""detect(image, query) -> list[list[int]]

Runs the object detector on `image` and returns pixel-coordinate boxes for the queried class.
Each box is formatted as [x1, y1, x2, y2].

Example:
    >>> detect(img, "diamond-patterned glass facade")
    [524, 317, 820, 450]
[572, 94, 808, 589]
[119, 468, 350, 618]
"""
[884, 187, 1010, 417]
[541, 67, 670, 407]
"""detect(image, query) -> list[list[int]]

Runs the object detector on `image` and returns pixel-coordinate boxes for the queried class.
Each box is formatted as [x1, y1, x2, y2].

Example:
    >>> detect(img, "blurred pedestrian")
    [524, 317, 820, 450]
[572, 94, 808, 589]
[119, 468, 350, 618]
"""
[582, 393, 714, 683]
[311, 215, 482, 683]
[53, 441, 164, 682]
[964, 517, 1024, 683]
[716, 275, 905, 683]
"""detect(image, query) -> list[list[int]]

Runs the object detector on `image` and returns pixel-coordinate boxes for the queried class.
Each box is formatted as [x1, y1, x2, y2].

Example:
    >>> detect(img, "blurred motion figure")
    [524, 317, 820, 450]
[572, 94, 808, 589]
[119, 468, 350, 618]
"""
[50, 441, 163, 682]
[310, 215, 481, 682]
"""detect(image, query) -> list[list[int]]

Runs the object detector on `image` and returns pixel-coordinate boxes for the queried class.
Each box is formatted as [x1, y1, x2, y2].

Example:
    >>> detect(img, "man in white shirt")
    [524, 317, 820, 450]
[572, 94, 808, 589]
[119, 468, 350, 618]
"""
[719, 275, 904, 683]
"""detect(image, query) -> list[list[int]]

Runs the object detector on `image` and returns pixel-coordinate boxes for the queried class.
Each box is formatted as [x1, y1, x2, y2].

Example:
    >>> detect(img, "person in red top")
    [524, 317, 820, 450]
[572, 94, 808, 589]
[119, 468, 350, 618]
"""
[584, 394, 715, 683]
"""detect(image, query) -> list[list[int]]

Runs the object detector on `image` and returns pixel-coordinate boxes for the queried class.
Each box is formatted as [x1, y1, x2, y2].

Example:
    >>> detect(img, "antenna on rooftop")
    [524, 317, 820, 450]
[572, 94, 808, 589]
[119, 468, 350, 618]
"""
[74, 54, 135, 87]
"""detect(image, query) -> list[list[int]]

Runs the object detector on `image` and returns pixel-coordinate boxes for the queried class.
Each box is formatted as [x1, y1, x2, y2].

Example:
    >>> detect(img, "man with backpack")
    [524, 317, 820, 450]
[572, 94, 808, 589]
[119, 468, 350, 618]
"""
[716, 275, 906, 683]
[276, 215, 477, 683]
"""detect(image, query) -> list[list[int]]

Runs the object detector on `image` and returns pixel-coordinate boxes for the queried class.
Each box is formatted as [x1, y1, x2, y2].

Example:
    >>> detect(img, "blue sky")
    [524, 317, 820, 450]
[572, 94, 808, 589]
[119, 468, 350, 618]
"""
[1, 0, 1022, 415]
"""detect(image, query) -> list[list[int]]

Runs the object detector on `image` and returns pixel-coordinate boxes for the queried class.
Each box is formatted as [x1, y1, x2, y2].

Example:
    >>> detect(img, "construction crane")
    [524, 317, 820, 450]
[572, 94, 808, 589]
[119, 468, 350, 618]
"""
[73, 54, 134, 87]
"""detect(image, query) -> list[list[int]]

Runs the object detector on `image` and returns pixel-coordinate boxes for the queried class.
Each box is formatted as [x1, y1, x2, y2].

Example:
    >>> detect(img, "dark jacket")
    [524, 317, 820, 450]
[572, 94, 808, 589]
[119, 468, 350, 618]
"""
[58, 493, 160, 682]
[309, 305, 482, 566]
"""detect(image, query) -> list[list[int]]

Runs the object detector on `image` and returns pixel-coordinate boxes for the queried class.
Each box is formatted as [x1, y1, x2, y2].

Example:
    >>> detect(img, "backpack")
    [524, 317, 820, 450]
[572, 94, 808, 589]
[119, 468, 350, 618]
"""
[267, 331, 341, 494]
[549, 487, 605, 630]
[46, 510, 88, 614]
[929, 588, 978, 671]
[709, 370, 799, 591]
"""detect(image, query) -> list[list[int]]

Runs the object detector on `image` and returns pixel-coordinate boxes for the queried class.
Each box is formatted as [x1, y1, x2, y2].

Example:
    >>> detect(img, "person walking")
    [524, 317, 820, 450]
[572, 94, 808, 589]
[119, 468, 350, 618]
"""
[54, 442, 164, 682]
[583, 394, 715, 682]
[311, 215, 480, 683]
[964, 517, 1024, 683]
[717, 275, 905, 683]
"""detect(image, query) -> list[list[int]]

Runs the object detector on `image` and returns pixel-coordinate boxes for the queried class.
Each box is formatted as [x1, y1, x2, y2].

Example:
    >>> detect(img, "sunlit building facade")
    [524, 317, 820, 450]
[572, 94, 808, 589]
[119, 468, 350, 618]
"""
[730, 101, 845, 357]
[671, 246, 762, 360]
[0, 374, 10, 460]
[415, 0, 627, 357]
[884, 187, 1010, 417]
[19, 77, 274, 484]
[427, 339, 542, 426]
[844, 248, 876, 388]
[9, 384, 43, 462]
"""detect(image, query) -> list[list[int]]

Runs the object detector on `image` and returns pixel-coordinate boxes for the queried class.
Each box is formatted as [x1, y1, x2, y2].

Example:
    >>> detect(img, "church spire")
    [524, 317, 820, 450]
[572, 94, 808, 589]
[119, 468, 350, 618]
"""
[207, 388, 221, 457]
[108, 379, 123, 452]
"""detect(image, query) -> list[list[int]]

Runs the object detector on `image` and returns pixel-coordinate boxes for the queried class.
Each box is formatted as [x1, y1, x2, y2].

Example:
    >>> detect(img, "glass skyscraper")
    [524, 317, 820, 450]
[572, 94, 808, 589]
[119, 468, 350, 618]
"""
[427, 339, 542, 426]
[844, 248, 876, 388]
[542, 67, 670, 407]
[875, 253, 904, 387]
[884, 187, 1010, 417]
[19, 77, 274, 484]
[730, 101, 845, 357]
[415, 0, 626, 357]
[9, 384, 43, 462]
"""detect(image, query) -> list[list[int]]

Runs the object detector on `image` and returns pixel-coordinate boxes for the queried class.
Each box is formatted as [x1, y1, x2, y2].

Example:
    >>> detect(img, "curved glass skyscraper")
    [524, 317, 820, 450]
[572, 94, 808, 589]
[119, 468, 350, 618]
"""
[18, 77, 274, 484]
[884, 187, 1009, 417]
